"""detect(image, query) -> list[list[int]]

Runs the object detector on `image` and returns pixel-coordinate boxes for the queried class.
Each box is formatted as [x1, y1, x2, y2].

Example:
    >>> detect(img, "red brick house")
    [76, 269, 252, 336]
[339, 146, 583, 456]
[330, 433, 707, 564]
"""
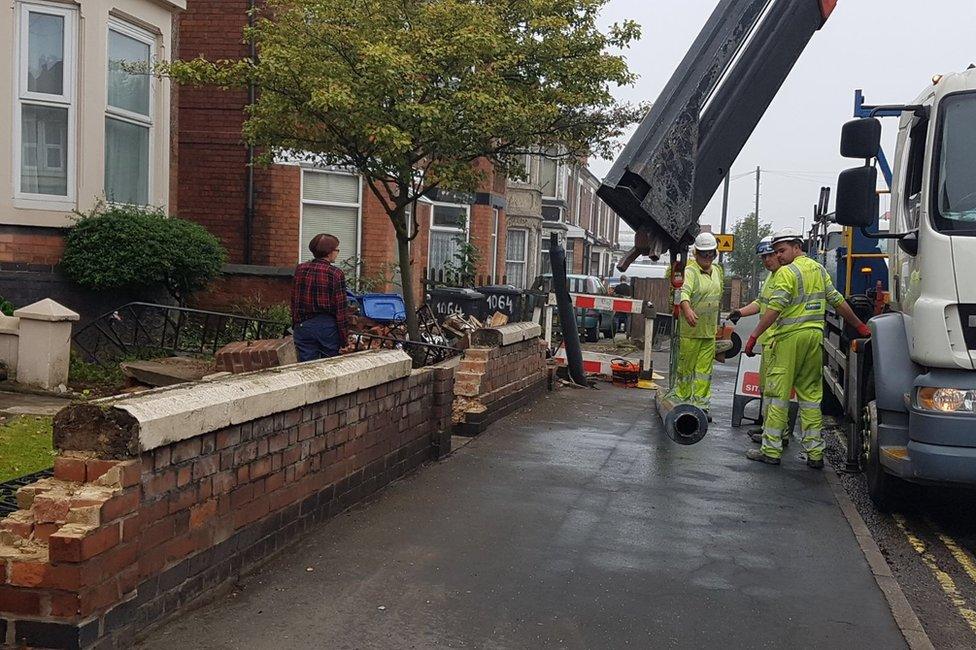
[177, 0, 508, 311]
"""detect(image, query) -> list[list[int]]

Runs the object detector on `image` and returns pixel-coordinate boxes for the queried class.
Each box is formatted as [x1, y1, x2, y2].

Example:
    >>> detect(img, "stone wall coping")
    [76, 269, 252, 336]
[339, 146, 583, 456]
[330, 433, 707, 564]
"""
[0, 314, 20, 334]
[470, 322, 541, 348]
[96, 350, 412, 452]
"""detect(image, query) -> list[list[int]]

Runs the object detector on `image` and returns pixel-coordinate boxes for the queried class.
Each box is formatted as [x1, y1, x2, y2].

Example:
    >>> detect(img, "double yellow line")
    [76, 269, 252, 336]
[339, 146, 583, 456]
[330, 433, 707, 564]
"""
[894, 514, 976, 635]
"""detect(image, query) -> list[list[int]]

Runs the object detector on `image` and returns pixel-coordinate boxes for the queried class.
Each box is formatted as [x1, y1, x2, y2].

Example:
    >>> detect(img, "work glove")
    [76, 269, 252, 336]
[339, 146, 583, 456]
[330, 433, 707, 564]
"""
[744, 334, 758, 357]
[728, 310, 742, 324]
[857, 323, 872, 338]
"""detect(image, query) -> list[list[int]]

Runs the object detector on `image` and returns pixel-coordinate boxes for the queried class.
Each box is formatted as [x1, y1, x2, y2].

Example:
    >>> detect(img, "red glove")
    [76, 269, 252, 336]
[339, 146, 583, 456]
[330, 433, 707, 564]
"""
[744, 334, 758, 357]
[857, 323, 871, 338]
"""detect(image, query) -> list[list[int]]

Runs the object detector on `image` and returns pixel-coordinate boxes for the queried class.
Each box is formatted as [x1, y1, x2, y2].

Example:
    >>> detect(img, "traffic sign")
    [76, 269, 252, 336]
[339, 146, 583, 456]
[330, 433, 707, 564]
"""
[716, 234, 735, 252]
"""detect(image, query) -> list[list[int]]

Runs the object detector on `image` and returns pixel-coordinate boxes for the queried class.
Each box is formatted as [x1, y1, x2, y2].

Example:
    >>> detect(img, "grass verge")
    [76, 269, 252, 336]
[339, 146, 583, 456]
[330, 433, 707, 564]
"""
[0, 415, 55, 482]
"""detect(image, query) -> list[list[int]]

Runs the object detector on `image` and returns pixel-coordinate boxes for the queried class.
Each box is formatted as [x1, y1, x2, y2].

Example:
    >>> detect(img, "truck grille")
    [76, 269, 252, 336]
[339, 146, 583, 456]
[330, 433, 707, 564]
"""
[961, 305, 976, 350]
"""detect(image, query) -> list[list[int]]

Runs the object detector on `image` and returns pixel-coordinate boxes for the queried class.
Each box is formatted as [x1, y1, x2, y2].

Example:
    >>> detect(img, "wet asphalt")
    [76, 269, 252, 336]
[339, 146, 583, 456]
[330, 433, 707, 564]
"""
[142, 350, 905, 649]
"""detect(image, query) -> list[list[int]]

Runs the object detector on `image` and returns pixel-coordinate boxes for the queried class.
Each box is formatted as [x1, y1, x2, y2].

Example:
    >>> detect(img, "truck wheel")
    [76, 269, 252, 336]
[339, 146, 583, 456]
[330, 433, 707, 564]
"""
[863, 400, 900, 512]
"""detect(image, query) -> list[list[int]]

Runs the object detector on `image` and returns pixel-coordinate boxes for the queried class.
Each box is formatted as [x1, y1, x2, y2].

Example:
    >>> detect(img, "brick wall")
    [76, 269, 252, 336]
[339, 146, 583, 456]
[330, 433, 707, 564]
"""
[0, 226, 66, 267]
[0, 351, 454, 649]
[190, 271, 293, 313]
[453, 323, 547, 422]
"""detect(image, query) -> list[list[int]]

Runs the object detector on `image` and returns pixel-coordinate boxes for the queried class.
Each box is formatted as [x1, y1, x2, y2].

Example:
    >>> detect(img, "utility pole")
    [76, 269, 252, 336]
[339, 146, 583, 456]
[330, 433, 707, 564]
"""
[753, 166, 761, 298]
[719, 172, 730, 265]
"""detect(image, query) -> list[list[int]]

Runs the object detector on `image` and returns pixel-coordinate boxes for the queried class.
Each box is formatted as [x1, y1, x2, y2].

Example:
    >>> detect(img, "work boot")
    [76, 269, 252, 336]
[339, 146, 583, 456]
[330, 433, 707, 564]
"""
[807, 457, 824, 470]
[746, 449, 780, 465]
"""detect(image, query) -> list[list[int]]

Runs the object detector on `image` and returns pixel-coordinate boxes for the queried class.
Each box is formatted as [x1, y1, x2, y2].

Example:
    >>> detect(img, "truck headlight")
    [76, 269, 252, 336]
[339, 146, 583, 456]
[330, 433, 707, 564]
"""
[916, 387, 976, 413]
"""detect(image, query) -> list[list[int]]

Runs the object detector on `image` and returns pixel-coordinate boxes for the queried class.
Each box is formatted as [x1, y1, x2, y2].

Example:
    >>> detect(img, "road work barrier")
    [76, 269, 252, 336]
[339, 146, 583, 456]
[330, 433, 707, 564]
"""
[545, 293, 656, 383]
[0, 350, 454, 649]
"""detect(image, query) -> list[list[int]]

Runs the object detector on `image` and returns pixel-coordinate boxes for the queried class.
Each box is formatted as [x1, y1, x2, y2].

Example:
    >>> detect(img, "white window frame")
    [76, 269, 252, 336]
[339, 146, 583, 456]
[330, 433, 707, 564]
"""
[427, 201, 470, 275]
[539, 150, 566, 201]
[104, 18, 156, 206]
[298, 168, 363, 266]
[490, 207, 500, 280]
[505, 227, 529, 288]
[13, 1, 77, 208]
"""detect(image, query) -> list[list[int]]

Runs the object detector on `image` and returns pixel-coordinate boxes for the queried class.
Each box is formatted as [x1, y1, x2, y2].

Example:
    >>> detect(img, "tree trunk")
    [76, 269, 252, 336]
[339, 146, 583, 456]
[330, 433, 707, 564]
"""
[397, 231, 421, 341]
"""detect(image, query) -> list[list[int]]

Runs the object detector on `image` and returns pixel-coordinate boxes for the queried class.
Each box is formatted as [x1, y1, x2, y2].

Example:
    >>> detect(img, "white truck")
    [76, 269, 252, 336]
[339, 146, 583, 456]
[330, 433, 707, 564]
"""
[830, 67, 976, 508]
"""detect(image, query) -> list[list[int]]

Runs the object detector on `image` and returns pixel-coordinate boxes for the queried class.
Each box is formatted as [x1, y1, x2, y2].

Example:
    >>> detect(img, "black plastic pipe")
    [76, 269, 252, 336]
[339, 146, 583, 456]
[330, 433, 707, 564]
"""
[549, 234, 586, 386]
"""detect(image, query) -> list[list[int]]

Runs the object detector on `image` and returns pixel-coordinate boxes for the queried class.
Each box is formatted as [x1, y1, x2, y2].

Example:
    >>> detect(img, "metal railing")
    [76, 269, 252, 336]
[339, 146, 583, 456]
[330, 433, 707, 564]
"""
[0, 468, 53, 517]
[73, 302, 289, 365]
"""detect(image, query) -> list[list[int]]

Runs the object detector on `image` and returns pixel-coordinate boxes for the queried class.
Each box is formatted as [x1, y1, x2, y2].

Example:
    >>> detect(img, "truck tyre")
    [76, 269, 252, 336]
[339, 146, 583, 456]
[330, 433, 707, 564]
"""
[863, 400, 900, 512]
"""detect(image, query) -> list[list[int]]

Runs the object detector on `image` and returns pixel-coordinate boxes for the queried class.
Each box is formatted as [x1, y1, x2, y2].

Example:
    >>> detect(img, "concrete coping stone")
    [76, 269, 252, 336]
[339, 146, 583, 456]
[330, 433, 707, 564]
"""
[0, 314, 20, 335]
[92, 349, 412, 452]
[470, 322, 542, 348]
[14, 298, 80, 323]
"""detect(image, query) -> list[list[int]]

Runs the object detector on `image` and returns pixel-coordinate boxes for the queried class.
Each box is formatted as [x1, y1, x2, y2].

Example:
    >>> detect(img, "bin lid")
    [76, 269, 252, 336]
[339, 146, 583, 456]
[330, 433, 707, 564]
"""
[428, 287, 485, 299]
[475, 284, 522, 295]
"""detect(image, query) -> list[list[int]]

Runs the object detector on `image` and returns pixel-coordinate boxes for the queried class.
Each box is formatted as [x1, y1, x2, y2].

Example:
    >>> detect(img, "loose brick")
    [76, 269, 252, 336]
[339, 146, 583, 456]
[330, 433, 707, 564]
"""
[86, 459, 120, 483]
[54, 456, 87, 483]
[32, 494, 71, 524]
[101, 490, 140, 522]
[49, 523, 120, 563]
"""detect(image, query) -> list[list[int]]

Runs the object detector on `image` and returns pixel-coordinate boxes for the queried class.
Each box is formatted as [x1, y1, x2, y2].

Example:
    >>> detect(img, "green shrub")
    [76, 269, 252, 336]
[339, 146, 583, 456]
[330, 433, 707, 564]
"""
[0, 297, 13, 316]
[61, 203, 227, 304]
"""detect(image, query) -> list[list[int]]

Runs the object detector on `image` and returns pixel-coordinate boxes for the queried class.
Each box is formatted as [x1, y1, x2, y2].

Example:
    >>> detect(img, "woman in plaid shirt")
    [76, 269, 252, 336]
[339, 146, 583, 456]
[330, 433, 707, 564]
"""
[291, 234, 350, 362]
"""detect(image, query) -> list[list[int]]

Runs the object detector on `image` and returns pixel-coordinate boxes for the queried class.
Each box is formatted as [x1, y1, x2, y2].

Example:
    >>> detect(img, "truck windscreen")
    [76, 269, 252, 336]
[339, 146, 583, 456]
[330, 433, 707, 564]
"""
[934, 92, 976, 234]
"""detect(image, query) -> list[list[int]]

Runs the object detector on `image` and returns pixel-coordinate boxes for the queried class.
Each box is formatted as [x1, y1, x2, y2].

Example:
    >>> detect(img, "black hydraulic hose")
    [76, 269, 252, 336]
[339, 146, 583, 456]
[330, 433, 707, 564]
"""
[549, 233, 586, 385]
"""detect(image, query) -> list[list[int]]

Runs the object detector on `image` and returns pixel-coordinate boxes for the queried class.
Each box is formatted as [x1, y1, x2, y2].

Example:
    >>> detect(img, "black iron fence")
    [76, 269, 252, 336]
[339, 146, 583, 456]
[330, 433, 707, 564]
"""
[73, 302, 289, 365]
[0, 468, 53, 517]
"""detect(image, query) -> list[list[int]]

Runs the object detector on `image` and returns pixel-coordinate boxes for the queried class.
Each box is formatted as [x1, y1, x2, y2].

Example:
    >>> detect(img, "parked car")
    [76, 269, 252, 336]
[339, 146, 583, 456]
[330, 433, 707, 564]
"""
[532, 274, 614, 342]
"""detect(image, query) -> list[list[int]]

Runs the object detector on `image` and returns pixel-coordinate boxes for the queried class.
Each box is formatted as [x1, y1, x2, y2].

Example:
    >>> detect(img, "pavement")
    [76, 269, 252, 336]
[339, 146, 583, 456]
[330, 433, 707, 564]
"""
[143, 344, 906, 649]
[0, 390, 71, 417]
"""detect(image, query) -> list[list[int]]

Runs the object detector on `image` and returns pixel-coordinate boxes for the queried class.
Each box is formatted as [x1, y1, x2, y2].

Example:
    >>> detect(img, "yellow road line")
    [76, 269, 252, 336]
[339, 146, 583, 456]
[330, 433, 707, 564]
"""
[928, 521, 976, 589]
[893, 514, 976, 636]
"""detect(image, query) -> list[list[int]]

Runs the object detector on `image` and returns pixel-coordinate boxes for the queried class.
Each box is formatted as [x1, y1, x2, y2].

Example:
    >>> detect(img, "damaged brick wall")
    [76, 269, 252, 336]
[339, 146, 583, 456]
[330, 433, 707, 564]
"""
[0, 351, 453, 649]
[453, 323, 548, 431]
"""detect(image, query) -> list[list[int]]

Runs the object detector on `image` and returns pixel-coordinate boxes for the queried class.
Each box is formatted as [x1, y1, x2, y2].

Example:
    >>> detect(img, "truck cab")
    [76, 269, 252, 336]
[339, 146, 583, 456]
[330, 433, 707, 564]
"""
[833, 68, 976, 506]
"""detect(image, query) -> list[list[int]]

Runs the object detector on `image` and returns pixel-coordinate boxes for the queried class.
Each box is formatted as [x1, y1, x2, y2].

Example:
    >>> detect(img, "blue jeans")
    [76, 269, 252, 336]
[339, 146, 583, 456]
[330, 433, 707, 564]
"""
[293, 314, 341, 362]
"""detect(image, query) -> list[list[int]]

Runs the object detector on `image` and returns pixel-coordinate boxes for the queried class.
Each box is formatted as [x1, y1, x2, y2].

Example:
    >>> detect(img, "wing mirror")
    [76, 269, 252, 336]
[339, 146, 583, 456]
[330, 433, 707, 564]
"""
[835, 165, 879, 228]
[840, 118, 882, 159]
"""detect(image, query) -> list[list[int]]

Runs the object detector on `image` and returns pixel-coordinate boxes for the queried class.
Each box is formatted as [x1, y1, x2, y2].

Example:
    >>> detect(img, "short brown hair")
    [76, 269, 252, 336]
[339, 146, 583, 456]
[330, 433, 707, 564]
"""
[309, 234, 339, 259]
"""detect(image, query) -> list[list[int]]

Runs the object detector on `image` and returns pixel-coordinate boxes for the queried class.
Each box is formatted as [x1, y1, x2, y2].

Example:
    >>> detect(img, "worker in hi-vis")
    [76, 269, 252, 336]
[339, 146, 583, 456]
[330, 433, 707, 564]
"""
[670, 232, 724, 418]
[743, 228, 871, 469]
[729, 236, 792, 445]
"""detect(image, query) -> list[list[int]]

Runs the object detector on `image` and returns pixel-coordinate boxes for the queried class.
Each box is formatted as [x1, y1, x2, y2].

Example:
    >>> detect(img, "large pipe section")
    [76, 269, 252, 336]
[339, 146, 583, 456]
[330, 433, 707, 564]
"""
[655, 391, 709, 445]
[549, 234, 586, 386]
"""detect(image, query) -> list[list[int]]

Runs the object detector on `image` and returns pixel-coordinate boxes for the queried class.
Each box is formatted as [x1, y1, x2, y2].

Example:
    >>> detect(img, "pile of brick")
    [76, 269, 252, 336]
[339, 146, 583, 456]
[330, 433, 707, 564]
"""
[0, 455, 140, 628]
[214, 337, 297, 374]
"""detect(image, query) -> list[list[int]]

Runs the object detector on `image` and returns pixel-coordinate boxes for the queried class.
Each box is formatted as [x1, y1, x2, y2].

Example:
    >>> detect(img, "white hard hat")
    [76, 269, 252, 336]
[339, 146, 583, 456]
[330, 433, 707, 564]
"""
[771, 227, 803, 245]
[693, 232, 718, 251]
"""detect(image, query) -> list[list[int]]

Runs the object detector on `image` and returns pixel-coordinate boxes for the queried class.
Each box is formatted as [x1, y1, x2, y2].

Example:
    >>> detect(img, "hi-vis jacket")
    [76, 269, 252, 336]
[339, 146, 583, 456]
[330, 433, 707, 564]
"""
[765, 255, 845, 338]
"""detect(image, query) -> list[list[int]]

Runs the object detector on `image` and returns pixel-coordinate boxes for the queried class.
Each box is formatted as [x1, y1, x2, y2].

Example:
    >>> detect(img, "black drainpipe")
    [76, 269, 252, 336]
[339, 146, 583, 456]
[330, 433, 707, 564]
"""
[244, 0, 256, 265]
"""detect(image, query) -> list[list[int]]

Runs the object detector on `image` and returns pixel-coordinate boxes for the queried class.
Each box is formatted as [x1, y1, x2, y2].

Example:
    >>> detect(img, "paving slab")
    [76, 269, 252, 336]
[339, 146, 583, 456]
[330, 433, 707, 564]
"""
[142, 360, 904, 649]
[0, 391, 71, 417]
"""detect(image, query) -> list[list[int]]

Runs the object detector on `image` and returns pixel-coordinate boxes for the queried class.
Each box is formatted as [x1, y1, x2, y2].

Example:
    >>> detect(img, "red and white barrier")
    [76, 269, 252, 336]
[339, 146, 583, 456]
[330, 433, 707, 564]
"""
[543, 293, 656, 380]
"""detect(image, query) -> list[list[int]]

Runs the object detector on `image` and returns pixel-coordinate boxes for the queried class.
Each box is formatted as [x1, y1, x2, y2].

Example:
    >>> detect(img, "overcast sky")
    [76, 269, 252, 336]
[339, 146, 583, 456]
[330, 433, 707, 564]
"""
[592, 0, 976, 237]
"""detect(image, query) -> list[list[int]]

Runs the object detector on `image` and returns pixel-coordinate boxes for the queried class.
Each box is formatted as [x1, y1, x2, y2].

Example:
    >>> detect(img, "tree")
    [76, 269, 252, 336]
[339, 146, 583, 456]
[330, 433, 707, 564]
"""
[162, 0, 641, 340]
[62, 203, 227, 305]
[726, 212, 772, 300]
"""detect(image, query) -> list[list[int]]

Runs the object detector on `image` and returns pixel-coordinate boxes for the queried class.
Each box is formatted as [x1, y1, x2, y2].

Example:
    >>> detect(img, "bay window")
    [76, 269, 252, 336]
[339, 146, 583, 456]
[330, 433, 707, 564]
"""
[105, 21, 154, 205]
[16, 2, 76, 202]
[428, 203, 469, 276]
[505, 228, 528, 288]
